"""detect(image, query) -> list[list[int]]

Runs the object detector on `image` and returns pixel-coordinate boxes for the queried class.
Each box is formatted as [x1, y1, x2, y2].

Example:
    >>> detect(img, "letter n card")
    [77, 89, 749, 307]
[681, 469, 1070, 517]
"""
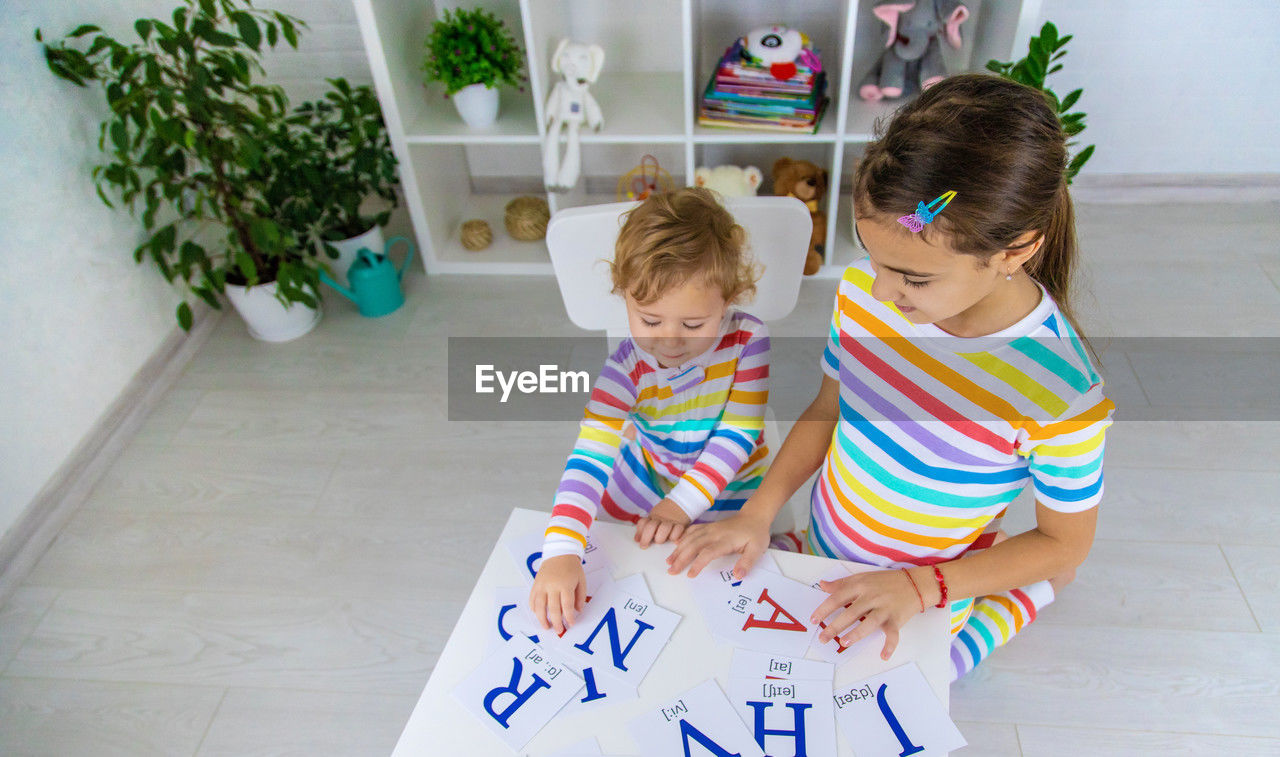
[452, 636, 583, 752]
[833, 662, 966, 757]
[628, 679, 765, 757]
[557, 586, 680, 689]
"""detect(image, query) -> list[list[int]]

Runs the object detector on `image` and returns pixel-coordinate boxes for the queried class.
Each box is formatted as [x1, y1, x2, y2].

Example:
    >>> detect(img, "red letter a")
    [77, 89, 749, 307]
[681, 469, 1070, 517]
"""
[741, 588, 806, 632]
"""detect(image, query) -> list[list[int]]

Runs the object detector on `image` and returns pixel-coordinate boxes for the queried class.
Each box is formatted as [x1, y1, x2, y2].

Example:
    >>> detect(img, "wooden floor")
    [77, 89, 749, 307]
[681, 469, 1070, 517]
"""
[2, 201, 1279, 756]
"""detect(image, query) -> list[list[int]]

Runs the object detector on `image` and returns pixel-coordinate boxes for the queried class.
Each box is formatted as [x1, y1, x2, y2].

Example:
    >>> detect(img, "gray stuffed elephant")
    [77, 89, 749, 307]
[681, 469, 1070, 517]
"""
[859, 0, 970, 101]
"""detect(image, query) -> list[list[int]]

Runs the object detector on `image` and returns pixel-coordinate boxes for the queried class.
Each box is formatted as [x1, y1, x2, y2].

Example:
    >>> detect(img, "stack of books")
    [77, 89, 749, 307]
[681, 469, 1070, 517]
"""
[698, 36, 828, 134]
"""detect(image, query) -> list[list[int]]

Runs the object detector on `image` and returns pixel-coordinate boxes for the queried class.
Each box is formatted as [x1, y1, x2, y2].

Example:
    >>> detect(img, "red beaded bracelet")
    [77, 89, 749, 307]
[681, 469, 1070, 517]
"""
[901, 568, 924, 612]
[932, 565, 948, 608]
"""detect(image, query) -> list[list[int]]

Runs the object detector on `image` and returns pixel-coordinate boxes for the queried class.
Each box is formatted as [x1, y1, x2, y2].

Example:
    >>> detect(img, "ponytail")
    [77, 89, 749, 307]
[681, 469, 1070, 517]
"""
[1027, 184, 1079, 333]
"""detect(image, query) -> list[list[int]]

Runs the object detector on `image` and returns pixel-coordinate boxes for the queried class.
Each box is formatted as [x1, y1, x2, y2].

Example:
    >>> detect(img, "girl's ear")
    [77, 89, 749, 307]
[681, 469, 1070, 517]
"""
[999, 231, 1045, 271]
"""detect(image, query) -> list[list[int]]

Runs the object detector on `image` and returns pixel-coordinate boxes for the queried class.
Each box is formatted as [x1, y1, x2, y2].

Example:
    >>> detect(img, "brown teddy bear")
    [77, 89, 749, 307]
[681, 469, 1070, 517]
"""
[771, 157, 828, 275]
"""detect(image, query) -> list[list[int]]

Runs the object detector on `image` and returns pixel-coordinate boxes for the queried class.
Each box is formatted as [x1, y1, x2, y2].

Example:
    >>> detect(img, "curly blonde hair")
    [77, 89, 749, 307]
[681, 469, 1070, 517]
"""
[611, 187, 760, 306]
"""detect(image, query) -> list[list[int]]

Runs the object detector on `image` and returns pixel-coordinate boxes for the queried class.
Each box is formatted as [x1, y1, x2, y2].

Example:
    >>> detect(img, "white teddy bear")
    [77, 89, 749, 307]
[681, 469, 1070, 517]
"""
[693, 165, 764, 197]
[543, 39, 605, 192]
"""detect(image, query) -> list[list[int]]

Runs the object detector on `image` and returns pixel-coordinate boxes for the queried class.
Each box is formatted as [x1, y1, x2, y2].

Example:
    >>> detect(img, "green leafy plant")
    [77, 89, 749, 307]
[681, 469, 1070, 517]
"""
[422, 7, 526, 95]
[987, 22, 1095, 183]
[276, 77, 400, 249]
[36, 0, 320, 330]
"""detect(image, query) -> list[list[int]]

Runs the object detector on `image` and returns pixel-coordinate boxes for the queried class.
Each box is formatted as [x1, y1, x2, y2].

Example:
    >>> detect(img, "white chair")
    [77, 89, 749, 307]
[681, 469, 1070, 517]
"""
[545, 195, 812, 534]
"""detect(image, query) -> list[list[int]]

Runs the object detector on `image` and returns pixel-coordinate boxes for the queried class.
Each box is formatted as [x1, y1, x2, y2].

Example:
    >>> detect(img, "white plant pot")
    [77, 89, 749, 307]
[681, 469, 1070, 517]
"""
[452, 83, 499, 128]
[225, 280, 321, 343]
[326, 226, 385, 287]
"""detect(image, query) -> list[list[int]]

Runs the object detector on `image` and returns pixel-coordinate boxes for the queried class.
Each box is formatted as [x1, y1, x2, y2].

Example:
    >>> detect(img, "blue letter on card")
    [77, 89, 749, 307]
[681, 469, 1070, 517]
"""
[482, 657, 549, 729]
[678, 719, 742, 757]
[746, 700, 811, 756]
[573, 607, 654, 672]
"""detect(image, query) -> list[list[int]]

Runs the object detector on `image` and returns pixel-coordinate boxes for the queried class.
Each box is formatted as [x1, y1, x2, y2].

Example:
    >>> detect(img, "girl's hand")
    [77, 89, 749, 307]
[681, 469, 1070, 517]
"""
[529, 554, 586, 635]
[634, 498, 692, 548]
[666, 510, 771, 579]
[810, 569, 926, 662]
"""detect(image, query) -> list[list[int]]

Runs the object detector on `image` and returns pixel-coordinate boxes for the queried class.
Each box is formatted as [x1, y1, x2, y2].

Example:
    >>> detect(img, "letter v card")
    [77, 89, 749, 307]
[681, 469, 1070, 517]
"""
[557, 586, 680, 689]
[628, 679, 765, 757]
[714, 573, 825, 657]
[452, 636, 582, 752]
[728, 677, 838, 757]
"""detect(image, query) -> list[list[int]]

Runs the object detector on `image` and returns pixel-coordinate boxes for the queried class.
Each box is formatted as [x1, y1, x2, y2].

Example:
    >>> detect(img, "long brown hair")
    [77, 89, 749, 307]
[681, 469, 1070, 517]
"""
[853, 73, 1083, 335]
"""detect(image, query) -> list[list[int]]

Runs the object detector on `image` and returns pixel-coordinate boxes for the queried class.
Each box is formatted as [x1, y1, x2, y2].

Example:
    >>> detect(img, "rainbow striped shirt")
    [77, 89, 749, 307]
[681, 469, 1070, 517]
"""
[810, 259, 1114, 567]
[542, 310, 770, 559]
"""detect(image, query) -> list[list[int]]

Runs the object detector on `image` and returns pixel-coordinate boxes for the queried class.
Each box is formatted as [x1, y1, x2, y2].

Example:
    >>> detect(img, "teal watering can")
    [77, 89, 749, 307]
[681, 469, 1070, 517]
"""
[320, 236, 414, 317]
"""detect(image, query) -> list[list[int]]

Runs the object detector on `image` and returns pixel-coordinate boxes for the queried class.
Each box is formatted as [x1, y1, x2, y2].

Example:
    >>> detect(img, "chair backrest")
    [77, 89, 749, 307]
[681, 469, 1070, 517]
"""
[545, 195, 811, 336]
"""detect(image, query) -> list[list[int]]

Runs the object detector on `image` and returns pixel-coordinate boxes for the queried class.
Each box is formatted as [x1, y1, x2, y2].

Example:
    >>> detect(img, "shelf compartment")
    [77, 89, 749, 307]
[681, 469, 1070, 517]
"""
[549, 143, 688, 213]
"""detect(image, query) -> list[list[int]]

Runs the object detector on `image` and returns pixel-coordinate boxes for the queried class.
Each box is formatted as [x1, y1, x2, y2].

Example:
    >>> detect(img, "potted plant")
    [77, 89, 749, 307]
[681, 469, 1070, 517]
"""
[987, 21, 1095, 182]
[37, 0, 325, 341]
[422, 7, 526, 128]
[278, 77, 400, 285]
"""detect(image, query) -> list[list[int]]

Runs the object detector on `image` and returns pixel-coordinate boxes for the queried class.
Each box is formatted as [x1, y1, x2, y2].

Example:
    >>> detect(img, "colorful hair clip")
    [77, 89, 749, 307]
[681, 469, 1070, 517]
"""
[897, 191, 957, 233]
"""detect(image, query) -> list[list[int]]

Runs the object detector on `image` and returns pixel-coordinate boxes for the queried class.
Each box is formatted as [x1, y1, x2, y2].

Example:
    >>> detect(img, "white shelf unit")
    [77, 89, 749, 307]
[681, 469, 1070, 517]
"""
[352, 0, 1041, 277]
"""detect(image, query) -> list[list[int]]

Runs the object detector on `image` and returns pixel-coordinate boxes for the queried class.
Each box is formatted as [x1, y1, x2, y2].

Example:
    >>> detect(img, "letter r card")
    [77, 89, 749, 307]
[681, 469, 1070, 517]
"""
[452, 636, 582, 751]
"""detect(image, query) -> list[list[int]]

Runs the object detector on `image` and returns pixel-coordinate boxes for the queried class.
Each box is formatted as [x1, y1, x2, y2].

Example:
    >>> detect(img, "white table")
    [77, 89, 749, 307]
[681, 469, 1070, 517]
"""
[393, 507, 952, 756]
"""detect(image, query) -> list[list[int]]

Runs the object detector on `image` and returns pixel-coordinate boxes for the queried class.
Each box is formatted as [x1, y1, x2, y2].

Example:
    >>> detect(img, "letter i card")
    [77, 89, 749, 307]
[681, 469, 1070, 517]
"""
[833, 662, 966, 756]
[451, 636, 583, 751]
[728, 677, 838, 757]
[627, 679, 765, 757]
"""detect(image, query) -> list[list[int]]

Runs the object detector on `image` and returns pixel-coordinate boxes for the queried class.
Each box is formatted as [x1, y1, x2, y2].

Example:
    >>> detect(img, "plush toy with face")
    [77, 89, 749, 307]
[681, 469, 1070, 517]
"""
[859, 0, 970, 100]
[694, 165, 764, 197]
[543, 39, 605, 191]
[772, 157, 828, 275]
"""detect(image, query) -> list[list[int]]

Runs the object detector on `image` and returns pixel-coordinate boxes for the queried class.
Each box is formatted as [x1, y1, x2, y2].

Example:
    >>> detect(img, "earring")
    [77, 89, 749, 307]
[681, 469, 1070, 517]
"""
[1005, 271, 1014, 281]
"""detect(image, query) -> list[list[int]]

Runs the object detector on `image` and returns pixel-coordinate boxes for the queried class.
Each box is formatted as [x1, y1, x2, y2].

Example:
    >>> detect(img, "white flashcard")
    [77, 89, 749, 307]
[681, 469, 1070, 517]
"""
[557, 586, 681, 689]
[806, 567, 885, 664]
[729, 648, 834, 682]
[507, 531, 612, 585]
[627, 679, 765, 757]
[688, 554, 783, 642]
[833, 662, 966, 757]
[728, 677, 839, 757]
[533, 568, 612, 658]
[711, 573, 825, 658]
[563, 664, 639, 715]
[613, 572, 652, 603]
[544, 735, 603, 756]
[452, 636, 583, 752]
[487, 586, 543, 656]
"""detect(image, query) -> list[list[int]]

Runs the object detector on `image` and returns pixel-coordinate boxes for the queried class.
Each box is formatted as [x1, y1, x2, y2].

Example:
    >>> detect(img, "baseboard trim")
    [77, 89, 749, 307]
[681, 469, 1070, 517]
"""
[0, 305, 223, 607]
[1068, 173, 1280, 204]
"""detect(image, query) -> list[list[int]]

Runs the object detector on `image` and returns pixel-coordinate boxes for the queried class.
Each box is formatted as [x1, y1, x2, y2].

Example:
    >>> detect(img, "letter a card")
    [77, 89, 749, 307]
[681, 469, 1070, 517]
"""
[714, 573, 825, 657]
[452, 636, 583, 751]
[806, 567, 884, 665]
[628, 679, 765, 757]
[557, 586, 680, 689]
[727, 677, 838, 757]
[833, 662, 965, 757]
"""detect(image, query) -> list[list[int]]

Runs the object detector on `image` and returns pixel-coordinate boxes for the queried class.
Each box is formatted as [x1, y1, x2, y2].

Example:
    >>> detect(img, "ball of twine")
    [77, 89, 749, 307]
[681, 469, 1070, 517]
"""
[460, 219, 492, 251]
[504, 195, 550, 241]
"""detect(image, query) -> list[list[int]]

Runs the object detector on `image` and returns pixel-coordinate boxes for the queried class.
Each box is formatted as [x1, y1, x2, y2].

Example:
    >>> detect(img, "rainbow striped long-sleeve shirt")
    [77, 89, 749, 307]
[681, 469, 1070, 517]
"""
[542, 310, 771, 560]
[809, 259, 1114, 567]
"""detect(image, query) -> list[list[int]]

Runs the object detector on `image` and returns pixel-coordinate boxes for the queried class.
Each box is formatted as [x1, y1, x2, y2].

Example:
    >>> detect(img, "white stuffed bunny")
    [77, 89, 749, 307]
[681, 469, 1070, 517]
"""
[543, 39, 604, 192]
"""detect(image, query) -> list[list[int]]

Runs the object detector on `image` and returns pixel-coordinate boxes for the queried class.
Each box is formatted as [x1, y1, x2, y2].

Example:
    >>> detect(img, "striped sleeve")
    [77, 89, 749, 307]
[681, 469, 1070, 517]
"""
[666, 321, 770, 519]
[541, 342, 641, 559]
[1021, 382, 1115, 513]
[820, 267, 853, 380]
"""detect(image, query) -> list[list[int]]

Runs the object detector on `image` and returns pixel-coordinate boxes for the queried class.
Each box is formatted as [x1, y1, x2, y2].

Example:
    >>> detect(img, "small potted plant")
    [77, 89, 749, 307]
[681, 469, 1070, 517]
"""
[422, 7, 526, 128]
[987, 21, 1095, 182]
[37, 0, 325, 341]
[276, 78, 401, 285]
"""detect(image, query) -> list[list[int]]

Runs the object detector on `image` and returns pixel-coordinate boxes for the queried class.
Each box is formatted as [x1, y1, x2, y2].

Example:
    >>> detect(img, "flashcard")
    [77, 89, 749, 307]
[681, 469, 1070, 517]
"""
[487, 585, 543, 656]
[563, 664, 638, 715]
[452, 636, 583, 752]
[506, 531, 613, 584]
[544, 735, 603, 756]
[558, 586, 681, 689]
[728, 677, 839, 757]
[833, 662, 966, 757]
[806, 567, 885, 665]
[627, 679, 765, 757]
[533, 568, 612, 658]
[688, 553, 782, 641]
[710, 573, 825, 658]
[613, 572, 652, 603]
[728, 648, 834, 682]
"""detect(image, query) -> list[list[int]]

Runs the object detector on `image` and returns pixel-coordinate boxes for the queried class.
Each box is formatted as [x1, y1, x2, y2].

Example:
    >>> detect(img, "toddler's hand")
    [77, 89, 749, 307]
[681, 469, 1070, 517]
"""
[529, 554, 586, 635]
[665, 510, 771, 579]
[634, 498, 692, 548]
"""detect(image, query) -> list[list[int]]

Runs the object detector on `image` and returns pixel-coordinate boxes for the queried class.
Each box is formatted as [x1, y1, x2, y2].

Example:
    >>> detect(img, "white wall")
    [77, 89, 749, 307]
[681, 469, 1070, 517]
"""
[0, 0, 372, 548]
[1031, 0, 1278, 174]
